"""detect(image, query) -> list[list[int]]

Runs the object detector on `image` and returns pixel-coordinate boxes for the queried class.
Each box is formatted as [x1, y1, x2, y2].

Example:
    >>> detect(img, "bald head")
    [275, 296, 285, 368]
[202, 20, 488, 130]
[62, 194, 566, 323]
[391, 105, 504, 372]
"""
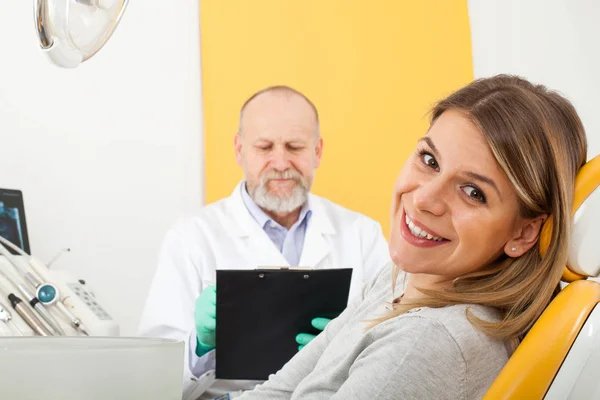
[238, 86, 320, 138]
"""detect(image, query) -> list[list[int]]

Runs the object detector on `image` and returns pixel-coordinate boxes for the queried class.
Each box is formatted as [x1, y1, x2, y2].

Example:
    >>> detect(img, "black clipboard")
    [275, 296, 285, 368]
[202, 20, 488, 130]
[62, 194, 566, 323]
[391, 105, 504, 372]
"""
[215, 268, 353, 380]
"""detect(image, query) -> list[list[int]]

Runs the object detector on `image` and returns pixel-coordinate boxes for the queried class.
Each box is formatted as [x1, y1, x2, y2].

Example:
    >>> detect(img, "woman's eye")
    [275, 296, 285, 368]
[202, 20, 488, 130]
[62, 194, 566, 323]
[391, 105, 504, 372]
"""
[462, 186, 487, 203]
[421, 153, 439, 170]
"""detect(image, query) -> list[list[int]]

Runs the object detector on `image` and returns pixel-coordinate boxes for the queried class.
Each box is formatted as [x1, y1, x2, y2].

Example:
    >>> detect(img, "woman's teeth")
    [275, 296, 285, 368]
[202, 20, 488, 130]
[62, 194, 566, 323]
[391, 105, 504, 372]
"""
[405, 214, 443, 241]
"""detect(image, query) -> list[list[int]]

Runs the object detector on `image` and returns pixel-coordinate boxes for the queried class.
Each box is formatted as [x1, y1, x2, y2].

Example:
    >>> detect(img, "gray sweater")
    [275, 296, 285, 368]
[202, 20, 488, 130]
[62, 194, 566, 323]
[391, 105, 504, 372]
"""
[238, 264, 509, 399]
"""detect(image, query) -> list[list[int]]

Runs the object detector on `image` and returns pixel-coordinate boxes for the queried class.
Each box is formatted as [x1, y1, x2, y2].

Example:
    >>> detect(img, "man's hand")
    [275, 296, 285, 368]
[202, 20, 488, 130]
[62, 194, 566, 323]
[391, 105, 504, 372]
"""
[194, 285, 217, 356]
[295, 317, 331, 351]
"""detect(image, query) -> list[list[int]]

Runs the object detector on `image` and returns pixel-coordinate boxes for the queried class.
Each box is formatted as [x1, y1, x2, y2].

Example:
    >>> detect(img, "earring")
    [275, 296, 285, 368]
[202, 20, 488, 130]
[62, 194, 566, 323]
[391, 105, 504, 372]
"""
[511, 246, 517, 252]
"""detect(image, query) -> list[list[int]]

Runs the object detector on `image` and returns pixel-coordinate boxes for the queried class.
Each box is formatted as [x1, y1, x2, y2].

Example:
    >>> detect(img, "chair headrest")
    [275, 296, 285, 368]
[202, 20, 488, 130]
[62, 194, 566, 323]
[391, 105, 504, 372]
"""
[540, 155, 600, 282]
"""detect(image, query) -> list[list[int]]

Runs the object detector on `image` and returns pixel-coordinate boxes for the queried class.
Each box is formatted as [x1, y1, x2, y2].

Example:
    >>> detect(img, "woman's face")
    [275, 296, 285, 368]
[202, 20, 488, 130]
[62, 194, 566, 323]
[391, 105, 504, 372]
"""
[389, 109, 533, 280]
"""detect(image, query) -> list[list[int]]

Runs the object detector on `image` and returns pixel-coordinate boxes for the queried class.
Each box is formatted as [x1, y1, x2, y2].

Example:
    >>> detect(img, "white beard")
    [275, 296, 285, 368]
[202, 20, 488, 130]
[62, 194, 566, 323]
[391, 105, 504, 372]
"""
[249, 169, 311, 213]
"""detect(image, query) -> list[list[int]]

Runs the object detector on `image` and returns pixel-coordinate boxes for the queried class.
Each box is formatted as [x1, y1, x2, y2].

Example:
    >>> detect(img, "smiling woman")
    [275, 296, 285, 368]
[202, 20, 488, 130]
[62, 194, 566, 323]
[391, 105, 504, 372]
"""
[384, 76, 587, 345]
[237, 75, 588, 399]
[391, 109, 531, 278]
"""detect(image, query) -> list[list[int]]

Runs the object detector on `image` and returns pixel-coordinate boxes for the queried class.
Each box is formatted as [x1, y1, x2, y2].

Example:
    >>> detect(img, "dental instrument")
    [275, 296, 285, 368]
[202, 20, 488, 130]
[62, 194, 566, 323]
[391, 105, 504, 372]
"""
[8, 293, 53, 337]
[0, 243, 65, 335]
[0, 236, 89, 335]
[0, 300, 23, 336]
[0, 284, 52, 337]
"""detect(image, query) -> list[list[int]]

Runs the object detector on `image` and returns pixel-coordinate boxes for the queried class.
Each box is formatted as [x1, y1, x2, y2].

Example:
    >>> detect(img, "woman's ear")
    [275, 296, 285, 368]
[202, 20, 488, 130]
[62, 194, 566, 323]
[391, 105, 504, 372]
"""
[505, 215, 548, 257]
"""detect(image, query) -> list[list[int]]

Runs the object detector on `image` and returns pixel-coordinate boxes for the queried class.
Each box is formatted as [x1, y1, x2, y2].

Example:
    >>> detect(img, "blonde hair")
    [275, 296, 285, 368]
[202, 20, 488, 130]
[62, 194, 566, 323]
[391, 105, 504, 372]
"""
[378, 75, 587, 344]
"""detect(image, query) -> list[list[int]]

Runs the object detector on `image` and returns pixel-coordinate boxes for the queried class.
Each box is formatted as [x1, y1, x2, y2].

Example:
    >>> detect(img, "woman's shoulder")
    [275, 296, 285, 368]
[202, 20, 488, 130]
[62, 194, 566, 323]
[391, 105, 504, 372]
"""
[410, 304, 502, 342]
[420, 302, 502, 324]
[370, 303, 508, 361]
[407, 304, 509, 363]
[366, 267, 508, 357]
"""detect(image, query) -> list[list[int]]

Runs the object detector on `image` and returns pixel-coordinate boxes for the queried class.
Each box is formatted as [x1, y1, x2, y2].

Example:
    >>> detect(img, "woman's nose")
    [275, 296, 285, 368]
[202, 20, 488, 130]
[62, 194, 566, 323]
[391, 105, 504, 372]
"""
[413, 179, 447, 216]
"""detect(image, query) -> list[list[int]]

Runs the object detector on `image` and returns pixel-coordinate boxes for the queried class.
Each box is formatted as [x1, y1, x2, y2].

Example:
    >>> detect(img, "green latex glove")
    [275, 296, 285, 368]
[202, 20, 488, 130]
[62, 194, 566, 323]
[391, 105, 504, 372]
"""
[296, 317, 331, 351]
[194, 285, 217, 357]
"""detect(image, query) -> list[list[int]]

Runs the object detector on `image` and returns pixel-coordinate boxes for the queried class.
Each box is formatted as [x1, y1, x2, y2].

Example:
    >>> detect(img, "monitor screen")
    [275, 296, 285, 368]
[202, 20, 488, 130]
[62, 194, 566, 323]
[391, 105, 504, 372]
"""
[0, 188, 30, 255]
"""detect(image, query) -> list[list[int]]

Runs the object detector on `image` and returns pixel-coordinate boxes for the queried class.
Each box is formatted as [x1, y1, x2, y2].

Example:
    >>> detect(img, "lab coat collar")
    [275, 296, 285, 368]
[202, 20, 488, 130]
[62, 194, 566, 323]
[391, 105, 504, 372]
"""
[297, 197, 334, 266]
[228, 182, 259, 237]
[228, 181, 335, 267]
[239, 181, 313, 231]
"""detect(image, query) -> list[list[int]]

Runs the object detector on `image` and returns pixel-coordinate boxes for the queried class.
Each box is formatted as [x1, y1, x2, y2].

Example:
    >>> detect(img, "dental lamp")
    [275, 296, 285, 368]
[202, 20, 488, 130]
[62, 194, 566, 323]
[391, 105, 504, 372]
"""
[33, 0, 129, 68]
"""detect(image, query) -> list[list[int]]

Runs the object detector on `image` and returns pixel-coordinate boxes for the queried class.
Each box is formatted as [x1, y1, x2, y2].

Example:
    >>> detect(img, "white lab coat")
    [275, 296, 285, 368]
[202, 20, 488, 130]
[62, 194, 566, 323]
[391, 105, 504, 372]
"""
[138, 182, 390, 400]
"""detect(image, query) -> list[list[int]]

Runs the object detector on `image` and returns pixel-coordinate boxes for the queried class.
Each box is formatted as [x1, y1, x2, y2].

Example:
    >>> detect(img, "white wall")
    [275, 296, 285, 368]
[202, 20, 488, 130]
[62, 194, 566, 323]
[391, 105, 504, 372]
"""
[468, 0, 600, 159]
[0, 1, 203, 335]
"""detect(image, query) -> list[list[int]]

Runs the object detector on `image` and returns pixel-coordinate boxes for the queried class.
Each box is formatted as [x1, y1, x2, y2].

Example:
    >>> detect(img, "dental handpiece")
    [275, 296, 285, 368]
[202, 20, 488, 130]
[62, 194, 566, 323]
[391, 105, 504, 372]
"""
[56, 302, 89, 336]
[23, 279, 72, 335]
[0, 300, 23, 336]
[36, 283, 89, 336]
[16, 284, 65, 335]
[24, 272, 43, 291]
[8, 294, 53, 336]
[0, 237, 88, 335]
[0, 243, 65, 335]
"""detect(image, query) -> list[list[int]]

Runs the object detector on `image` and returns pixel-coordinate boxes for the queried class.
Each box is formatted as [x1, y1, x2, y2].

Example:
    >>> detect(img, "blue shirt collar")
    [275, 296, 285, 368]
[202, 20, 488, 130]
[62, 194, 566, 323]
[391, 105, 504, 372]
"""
[240, 181, 312, 230]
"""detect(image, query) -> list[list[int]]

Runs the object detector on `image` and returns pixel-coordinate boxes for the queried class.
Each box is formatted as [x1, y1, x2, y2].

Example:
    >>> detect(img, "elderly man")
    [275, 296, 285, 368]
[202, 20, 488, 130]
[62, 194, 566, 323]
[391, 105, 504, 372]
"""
[138, 86, 390, 400]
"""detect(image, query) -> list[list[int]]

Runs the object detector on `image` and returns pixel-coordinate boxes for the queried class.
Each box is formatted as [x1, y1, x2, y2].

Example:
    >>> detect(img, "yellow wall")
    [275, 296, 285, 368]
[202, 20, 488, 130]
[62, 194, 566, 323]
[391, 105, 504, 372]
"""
[200, 1, 473, 236]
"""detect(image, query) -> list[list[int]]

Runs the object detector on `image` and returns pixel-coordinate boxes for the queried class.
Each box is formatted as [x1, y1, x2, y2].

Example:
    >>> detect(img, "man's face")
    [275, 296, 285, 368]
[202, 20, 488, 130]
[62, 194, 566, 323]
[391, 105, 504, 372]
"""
[235, 92, 323, 213]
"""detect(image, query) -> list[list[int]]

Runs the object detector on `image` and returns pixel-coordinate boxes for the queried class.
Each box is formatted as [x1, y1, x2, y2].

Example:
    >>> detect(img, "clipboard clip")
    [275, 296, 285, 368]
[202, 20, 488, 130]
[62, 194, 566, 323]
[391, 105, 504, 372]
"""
[256, 267, 312, 279]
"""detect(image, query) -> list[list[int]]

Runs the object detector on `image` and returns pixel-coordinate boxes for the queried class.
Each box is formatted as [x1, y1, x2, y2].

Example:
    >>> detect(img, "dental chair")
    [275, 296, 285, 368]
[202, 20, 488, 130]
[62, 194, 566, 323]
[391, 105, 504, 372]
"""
[483, 155, 600, 399]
